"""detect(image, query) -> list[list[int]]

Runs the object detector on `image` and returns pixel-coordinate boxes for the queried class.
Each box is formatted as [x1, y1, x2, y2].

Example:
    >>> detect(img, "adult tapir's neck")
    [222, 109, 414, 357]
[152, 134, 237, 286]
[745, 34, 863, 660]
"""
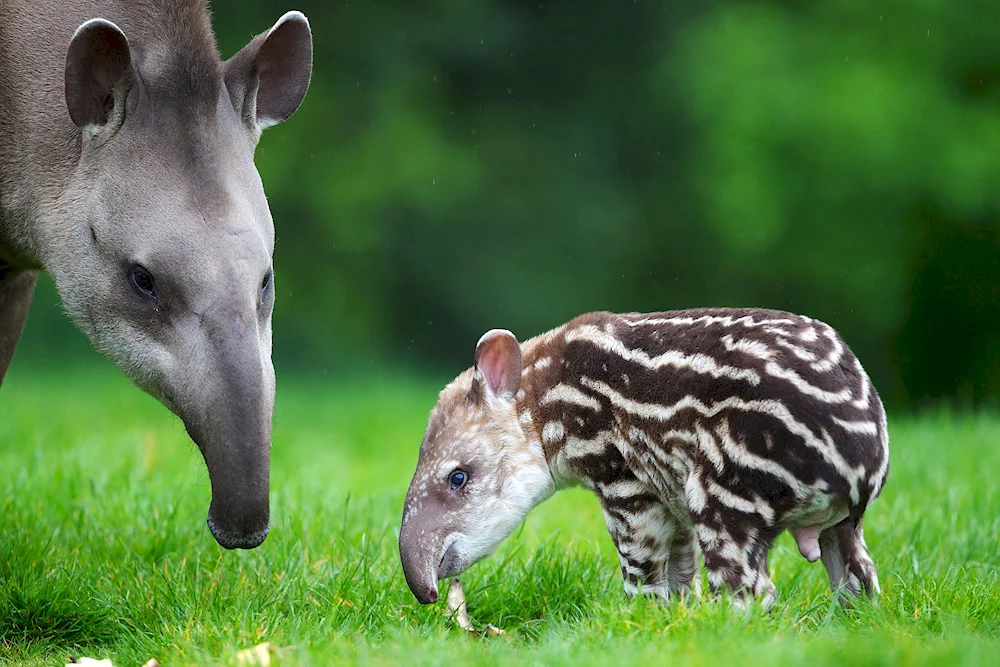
[0, 0, 219, 267]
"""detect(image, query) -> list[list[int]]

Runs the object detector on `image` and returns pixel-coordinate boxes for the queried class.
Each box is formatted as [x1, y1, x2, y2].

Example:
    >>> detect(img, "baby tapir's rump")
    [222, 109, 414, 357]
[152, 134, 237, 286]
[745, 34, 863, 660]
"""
[398, 307, 889, 607]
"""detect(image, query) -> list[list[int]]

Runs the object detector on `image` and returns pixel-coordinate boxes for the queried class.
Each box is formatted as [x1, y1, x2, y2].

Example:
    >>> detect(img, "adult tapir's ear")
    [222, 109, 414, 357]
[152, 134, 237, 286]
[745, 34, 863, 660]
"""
[65, 18, 132, 129]
[223, 11, 313, 134]
[473, 329, 522, 401]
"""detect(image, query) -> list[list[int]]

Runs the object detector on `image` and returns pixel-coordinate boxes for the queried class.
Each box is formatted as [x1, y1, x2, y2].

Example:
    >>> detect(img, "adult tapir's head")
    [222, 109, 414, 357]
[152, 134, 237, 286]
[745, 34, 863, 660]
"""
[398, 331, 555, 604]
[45, 7, 313, 549]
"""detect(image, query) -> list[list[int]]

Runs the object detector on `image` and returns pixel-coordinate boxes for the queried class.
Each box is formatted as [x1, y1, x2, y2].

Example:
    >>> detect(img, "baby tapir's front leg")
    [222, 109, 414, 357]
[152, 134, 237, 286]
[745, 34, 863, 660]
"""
[599, 491, 700, 600]
[592, 454, 699, 600]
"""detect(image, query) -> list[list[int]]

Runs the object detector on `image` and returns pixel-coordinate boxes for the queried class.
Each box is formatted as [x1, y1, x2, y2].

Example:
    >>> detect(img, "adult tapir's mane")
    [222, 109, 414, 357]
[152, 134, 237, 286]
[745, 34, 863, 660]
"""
[121, 0, 222, 106]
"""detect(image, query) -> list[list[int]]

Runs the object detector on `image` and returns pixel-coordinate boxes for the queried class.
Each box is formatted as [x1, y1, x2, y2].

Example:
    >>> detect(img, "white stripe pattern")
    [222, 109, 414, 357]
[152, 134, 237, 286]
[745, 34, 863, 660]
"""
[568, 324, 762, 385]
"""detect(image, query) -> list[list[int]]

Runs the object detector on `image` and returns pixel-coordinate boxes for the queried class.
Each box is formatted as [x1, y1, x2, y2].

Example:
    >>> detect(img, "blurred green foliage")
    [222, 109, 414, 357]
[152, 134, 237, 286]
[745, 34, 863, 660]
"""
[17, 0, 1000, 408]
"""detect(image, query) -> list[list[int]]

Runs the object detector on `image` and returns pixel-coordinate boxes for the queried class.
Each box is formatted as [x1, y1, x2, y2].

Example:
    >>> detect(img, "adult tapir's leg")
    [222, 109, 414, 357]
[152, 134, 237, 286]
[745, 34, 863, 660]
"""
[0, 267, 38, 386]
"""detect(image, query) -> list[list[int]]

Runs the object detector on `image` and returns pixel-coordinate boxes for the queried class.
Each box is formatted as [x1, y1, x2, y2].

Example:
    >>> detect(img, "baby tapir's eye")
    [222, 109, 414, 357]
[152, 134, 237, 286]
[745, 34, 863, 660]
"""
[448, 470, 468, 491]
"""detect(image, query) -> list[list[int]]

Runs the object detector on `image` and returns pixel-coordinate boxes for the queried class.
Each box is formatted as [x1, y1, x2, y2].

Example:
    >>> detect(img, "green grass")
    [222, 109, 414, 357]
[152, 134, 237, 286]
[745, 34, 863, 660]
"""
[1, 366, 999, 666]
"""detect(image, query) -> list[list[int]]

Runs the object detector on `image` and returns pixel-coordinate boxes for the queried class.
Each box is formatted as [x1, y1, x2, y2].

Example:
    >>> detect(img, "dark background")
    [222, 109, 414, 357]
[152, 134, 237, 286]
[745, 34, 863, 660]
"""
[16, 0, 1000, 410]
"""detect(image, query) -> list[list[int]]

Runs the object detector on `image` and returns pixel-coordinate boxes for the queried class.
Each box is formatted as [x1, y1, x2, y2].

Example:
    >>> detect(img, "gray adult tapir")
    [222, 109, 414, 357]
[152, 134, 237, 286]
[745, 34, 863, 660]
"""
[0, 0, 313, 549]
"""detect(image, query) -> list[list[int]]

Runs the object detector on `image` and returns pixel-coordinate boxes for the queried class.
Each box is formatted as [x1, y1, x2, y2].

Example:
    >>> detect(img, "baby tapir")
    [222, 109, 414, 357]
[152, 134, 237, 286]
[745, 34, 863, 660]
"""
[399, 309, 890, 607]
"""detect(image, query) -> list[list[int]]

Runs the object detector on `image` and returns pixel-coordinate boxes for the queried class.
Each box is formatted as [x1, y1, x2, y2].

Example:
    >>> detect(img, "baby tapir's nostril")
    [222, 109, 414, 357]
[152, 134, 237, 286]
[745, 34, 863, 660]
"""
[426, 587, 438, 604]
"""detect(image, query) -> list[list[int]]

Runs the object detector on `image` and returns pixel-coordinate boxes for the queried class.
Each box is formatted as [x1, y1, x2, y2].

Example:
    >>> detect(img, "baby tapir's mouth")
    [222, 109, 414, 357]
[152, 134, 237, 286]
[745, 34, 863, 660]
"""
[438, 541, 460, 579]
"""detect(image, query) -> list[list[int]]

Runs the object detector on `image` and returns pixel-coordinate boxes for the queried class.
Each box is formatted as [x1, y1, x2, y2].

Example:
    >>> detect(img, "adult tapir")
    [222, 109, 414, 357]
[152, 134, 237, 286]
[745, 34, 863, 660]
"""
[0, 0, 313, 549]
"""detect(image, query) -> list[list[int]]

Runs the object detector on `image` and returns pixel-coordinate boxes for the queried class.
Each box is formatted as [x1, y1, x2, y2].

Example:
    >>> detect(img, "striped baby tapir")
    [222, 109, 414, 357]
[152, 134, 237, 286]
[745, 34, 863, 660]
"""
[398, 308, 890, 607]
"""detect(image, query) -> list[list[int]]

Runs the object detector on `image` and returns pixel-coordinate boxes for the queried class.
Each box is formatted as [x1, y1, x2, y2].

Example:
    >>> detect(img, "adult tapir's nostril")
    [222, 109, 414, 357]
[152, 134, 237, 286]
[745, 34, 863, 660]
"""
[207, 514, 269, 550]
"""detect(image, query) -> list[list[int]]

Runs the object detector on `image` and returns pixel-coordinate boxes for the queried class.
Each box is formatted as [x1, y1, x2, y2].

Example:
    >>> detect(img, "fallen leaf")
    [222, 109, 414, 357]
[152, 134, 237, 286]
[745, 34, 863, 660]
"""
[446, 577, 476, 634]
[445, 578, 507, 638]
[236, 642, 279, 666]
[485, 624, 506, 637]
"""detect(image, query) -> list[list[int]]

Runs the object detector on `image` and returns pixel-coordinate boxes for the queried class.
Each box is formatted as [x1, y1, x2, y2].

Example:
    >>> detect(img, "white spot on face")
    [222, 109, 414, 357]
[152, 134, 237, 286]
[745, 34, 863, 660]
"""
[437, 460, 462, 479]
[519, 410, 533, 425]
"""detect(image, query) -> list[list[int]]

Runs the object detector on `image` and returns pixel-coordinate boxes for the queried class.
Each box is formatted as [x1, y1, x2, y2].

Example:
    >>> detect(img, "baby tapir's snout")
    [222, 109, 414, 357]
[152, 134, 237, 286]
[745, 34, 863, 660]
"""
[398, 499, 450, 604]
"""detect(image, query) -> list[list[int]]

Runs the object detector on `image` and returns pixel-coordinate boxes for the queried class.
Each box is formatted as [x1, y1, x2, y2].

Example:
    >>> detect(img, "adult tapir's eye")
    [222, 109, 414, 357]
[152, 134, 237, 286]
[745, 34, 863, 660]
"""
[261, 268, 273, 299]
[129, 265, 156, 299]
[448, 470, 468, 491]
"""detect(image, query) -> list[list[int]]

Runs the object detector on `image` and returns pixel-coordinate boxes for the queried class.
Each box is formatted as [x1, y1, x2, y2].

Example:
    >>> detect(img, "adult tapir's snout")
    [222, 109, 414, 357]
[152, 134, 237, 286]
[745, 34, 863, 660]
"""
[174, 306, 275, 550]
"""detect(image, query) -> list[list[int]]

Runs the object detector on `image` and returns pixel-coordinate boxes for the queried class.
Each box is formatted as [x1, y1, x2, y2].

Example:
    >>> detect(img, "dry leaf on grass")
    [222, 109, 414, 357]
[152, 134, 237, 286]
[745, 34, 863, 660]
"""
[445, 578, 507, 638]
[484, 624, 506, 637]
[66, 656, 159, 667]
[446, 577, 476, 633]
[236, 642, 281, 666]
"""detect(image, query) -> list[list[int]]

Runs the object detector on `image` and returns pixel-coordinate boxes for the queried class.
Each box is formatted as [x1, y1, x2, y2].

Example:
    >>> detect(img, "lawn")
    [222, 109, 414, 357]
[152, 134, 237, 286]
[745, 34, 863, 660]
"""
[1, 365, 998, 666]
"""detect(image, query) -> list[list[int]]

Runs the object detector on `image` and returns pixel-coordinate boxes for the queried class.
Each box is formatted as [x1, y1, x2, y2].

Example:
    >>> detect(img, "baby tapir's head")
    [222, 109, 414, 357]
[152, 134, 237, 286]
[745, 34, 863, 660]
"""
[399, 330, 555, 604]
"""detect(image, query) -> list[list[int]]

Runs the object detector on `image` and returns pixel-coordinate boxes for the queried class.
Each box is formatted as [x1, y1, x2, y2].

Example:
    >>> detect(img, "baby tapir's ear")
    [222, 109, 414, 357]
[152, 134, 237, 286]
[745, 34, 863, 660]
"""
[473, 329, 522, 401]
[64, 18, 132, 129]
[223, 10, 313, 134]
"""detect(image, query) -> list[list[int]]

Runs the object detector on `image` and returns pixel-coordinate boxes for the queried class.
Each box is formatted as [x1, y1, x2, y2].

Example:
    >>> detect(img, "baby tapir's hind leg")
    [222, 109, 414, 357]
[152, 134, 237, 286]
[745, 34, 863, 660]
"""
[694, 516, 779, 609]
[819, 519, 880, 599]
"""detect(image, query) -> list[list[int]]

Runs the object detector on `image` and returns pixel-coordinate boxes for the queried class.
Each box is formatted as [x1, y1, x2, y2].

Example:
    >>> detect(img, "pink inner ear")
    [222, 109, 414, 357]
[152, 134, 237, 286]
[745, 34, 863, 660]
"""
[475, 331, 522, 398]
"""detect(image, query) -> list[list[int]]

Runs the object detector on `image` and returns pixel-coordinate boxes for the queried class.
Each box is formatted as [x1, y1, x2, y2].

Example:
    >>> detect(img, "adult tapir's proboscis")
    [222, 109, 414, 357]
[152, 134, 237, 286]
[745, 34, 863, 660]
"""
[0, 1, 313, 549]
